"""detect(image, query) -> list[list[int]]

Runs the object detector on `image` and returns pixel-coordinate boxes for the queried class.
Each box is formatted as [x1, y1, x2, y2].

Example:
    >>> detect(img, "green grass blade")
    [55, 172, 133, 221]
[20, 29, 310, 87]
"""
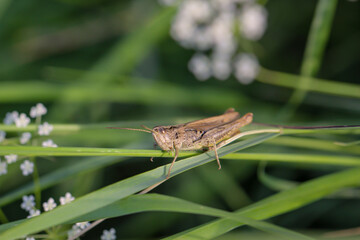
[258, 163, 299, 191]
[268, 136, 360, 155]
[257, 68, 360, 99]
[0, 133, 278, 239]
[1, 146, 360, 166]
[285, 0, 338, 114]
[166, 166, 360, 239]
[0, 81, 246, 110]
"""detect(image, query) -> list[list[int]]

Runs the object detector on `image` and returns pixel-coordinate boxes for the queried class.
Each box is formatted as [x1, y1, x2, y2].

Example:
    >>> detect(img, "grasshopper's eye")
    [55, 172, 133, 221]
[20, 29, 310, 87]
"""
[158, 127, 165, 134]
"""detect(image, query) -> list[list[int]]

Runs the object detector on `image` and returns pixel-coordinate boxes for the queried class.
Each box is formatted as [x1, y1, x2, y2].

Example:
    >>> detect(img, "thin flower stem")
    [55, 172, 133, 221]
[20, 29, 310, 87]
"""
[68, 219, 106, 240]
[0, 207, 9, 223]
[31, 116, 42, 208]
[31, 157, 42, 210]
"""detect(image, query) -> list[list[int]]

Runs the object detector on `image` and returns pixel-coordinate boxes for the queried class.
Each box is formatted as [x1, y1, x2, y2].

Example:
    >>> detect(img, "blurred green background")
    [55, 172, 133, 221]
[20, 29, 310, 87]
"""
[0, 0, 359, 239]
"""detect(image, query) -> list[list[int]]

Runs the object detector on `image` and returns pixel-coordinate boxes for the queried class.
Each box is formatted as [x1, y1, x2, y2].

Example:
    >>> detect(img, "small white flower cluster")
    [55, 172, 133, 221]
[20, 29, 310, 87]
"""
[160, 0, 265, 84]
[1, 103, 56, 146]
[67, 221, 91, 239]
[0, 155, 34, 176]
[68, 219, 117, 240]
[0, 103, 58, 178]
[101, 228, 116, 240]
[30, 103, 47, 118]
[20, 195, 40, 218]
[21, 192, 75, 219]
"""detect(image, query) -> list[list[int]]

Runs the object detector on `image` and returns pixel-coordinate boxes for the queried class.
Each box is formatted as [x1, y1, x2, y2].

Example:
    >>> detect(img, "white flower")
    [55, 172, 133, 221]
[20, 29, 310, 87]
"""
[42, 139, 58, 148]
[20, 132, 32, 144]
[20, 160, 34, 176]
[0, 161, 7, 176]
[0, 130, 5, 143]
[211, 12, 236, 55]
[5, 154, 17, 164]
[38, 122, 53, 136]
[3, 111, 19, 125]
[101, 228, 116, 240]
[181, 0, 212, 23]
[76, 221, 90, 230]
[27, 208, 41, 218]
[43, 197, 57, 211]
[21, 195, 35, 211]
[212, 53, 232, 80]
[14, 113, 30, 128]
[239, 4, 268, 41]
[171, 15, 197, 48]
[68, 224, 82, 239]
[188, 53, 212, 81]
[60, 192, 75, 205]
[234, 53, 259, 84]
[170, 0, 213, 49]
[30, 103, 47, 118]
[25, 237, 35, 240]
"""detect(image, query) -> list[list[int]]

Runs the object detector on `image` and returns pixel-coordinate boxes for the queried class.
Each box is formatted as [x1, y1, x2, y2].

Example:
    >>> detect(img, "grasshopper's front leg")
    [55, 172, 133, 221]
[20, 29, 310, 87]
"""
[210, 140, 221, 170]
[167, 147, 179, 179]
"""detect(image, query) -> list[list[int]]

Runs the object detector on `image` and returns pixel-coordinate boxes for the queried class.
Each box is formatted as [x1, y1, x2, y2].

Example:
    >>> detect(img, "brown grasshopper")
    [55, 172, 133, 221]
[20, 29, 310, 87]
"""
[108, 108, 253, 178]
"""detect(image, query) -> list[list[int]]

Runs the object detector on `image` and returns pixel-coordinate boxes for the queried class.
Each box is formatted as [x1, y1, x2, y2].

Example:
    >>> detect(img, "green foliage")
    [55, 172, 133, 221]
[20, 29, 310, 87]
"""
[0, 0, 359, 239]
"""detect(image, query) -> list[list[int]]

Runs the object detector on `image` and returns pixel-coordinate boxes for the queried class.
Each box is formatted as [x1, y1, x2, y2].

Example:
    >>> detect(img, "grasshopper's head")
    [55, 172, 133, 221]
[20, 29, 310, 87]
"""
[152, 126, 173, 151]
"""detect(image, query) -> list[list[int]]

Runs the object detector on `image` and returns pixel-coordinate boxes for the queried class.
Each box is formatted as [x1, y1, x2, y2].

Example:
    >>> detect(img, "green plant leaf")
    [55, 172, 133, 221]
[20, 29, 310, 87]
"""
[284, 0, 338, 115]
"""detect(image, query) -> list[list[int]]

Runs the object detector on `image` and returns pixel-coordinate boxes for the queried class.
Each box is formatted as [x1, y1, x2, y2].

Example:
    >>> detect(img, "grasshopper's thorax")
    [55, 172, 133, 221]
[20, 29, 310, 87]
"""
[152, 126, 179, 151]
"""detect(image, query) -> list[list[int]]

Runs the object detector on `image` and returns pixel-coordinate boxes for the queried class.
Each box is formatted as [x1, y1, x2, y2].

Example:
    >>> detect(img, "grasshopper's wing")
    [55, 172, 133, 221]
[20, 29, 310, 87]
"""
[194, 112, 253, 145]
[184, 108, 240, 131]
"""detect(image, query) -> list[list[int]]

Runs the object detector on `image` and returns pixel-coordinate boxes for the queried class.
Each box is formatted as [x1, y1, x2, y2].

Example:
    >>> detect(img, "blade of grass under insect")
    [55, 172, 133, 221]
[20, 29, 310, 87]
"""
[165, 166, 360, 239]
[1, 145, 360, 167]
[0, 133, 278, 239]
[284, 0, 338, 116]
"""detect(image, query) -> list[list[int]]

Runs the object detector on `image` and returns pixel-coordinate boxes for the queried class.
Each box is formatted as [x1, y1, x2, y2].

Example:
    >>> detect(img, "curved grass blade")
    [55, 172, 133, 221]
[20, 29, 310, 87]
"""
[166, 167, 360, 239]
[258, 162, 298, 191]
[257, 163, 360, 199]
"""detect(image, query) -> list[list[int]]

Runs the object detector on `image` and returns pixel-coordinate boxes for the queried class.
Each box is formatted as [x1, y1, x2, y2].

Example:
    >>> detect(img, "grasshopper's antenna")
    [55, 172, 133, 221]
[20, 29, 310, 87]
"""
[106, 127, 152, 134]
[140, 125, 154, 132]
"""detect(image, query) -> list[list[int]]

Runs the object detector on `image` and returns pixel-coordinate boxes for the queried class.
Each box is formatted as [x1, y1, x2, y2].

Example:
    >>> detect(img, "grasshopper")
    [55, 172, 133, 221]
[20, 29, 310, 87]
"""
[108, 108, 253, 178]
